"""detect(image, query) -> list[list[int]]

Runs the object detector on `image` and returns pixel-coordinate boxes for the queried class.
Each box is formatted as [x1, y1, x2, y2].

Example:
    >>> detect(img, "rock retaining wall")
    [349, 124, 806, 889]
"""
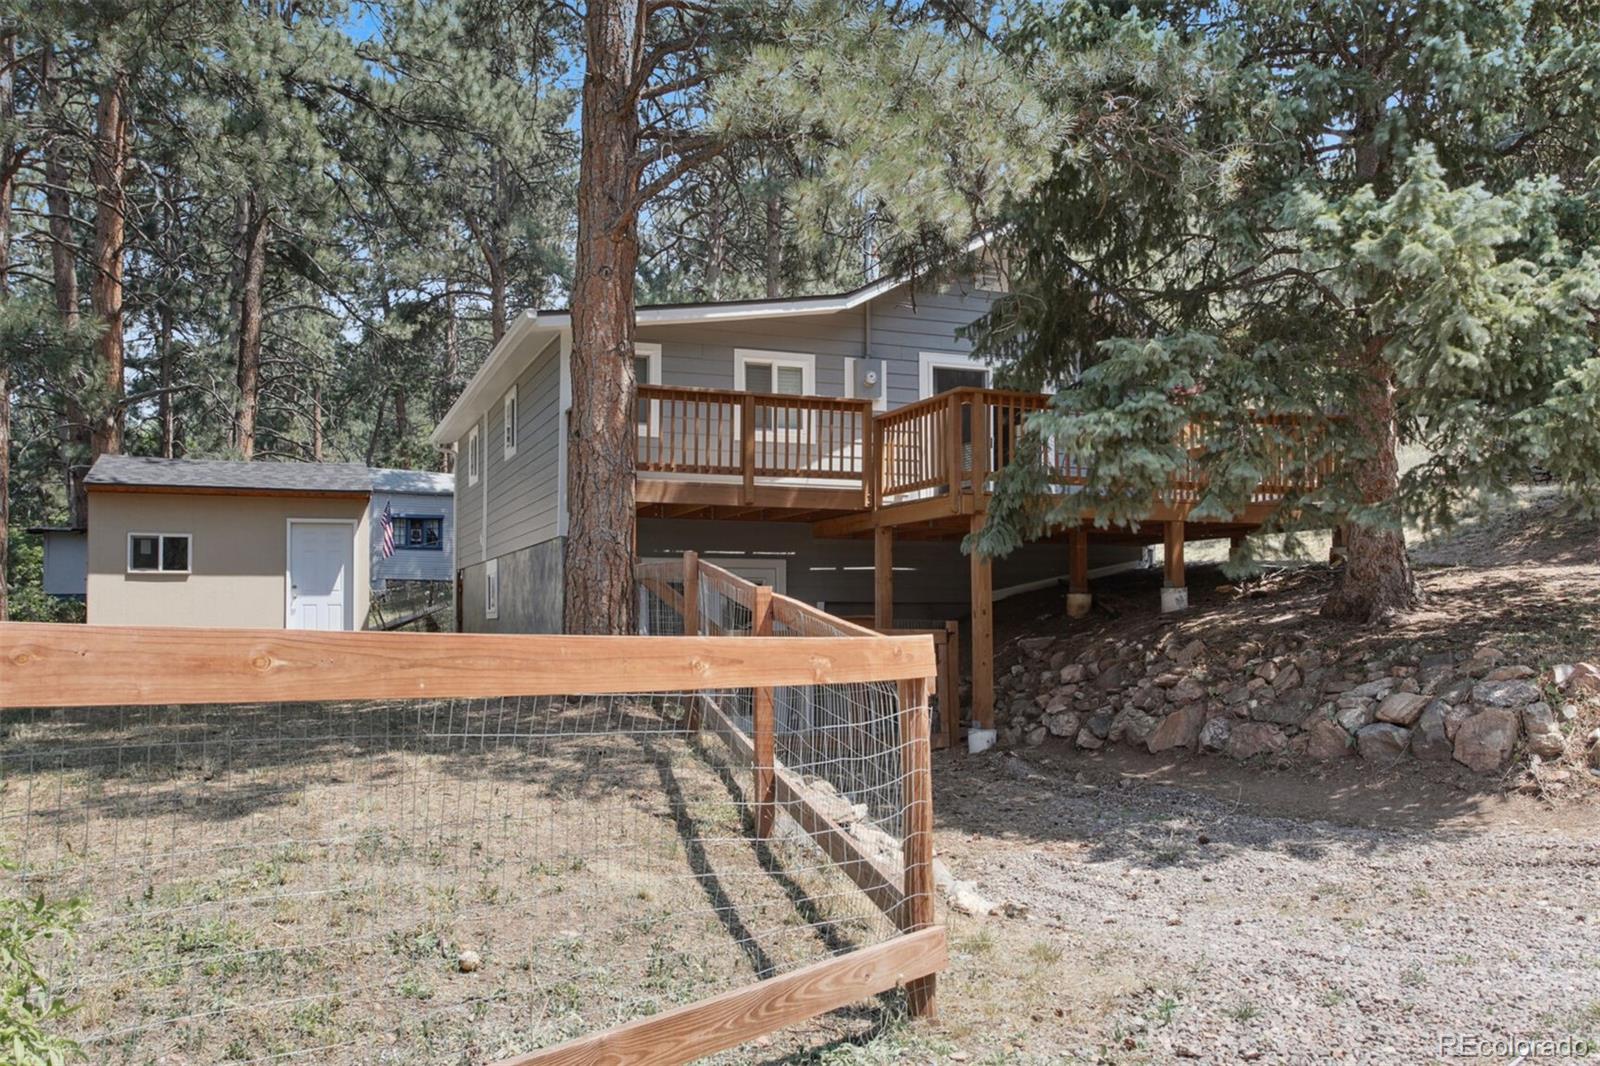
[996, 629, 1600, 775]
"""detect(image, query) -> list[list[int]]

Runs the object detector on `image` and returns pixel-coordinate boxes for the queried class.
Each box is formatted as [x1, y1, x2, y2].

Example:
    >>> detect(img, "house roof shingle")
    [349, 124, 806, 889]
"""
[370, 467, 454, 496]
[86, 455, 374, 495]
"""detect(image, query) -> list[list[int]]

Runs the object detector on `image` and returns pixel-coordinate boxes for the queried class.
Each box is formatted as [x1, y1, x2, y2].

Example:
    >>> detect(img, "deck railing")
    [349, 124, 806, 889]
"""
[635, 384, 874, 494]
[636, 383, 1338, 514]
[871, 386, 1339, 508]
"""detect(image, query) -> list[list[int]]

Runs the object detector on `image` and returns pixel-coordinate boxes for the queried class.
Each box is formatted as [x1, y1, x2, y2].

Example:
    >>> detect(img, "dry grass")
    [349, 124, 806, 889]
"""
[4, 698, 900, 1065]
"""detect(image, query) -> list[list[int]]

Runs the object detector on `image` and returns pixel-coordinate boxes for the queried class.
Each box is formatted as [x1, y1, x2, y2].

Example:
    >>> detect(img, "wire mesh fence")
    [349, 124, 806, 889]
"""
[1, 603, 939, 1065]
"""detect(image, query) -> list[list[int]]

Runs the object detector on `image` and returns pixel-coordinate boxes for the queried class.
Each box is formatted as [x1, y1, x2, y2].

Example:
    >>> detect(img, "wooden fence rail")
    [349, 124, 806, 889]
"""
[0, 613, 944, 1065]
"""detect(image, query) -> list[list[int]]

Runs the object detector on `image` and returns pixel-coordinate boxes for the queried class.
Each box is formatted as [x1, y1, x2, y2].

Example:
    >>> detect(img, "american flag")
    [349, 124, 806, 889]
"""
[380, 501, 396, 558]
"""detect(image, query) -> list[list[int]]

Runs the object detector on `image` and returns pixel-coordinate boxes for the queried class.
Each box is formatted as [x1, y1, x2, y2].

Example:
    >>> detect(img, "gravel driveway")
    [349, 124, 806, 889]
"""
[928, 748, 1600, 1064]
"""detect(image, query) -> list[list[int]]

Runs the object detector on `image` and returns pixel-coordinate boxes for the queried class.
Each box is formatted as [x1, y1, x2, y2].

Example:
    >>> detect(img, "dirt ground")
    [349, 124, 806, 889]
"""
[782, 489, 1600, 1065]
[4, 697, 896, 1065]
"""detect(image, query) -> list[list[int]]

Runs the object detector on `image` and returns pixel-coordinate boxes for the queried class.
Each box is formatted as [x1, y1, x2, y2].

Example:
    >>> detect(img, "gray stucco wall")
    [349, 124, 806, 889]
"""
[458, 536, 564, 633]
[638, 519, 1140, 624]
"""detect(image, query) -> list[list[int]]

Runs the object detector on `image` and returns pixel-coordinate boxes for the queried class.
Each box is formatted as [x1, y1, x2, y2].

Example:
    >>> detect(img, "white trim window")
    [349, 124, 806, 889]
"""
[484, 558, 499, 620]
[634, 342, 662, 434]
[735, 349, 815, 396]
[918, 350, 991, 398]
[502, 386, 518, 460]
[736, 349, 815, 434]
[467, 425, 481, 486]
[127, 532, 191, 574]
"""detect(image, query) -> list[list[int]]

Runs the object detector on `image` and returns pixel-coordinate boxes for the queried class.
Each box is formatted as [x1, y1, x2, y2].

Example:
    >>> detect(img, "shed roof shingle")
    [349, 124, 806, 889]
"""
[86, 455, 374, 495]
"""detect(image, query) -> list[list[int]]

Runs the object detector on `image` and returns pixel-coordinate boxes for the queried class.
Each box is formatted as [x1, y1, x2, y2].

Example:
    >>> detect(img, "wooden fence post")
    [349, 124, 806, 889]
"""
[741, 393, 757, 505]
[945, 392, 963, 500]
[683, 551, 704, 732]
[898, 674, 937, 1019]
[970, 392, 990, 499]
[752, 584, 775, 838]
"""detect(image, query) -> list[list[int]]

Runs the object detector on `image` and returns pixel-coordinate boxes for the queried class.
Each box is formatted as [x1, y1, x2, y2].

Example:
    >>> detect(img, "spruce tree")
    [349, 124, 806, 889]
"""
[969, 0, 1600, 623]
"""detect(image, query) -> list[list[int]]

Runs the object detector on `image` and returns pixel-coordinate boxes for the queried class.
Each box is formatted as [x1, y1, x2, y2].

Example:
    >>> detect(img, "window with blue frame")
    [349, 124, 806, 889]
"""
[393, 515, 444, 551]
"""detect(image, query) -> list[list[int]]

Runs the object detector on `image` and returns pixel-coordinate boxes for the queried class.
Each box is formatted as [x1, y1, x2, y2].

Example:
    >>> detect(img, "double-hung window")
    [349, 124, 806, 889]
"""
[395, 515, 444, 550]
[466, 426, 481, 486]
[735, 350, 814, 432]
[128, 532, 190, 574]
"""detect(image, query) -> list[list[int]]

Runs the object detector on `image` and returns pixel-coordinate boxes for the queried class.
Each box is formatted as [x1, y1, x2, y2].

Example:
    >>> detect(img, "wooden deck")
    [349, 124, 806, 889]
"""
[634, 384, 1341, 740]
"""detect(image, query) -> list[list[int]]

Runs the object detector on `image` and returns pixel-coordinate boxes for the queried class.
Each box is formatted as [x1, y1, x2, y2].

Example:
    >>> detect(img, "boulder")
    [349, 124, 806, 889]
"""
[1305, 717, 1352, 761]
[1471, 679, 1541, 708]
[1025, 725, 1048, 747]
[1483, 665, 1535, 682]
[1172, 639, 1206, 667]
[1086, 712, 1114, 739]
[1346, 677, 1398, 701]
[1410, 701, 1453, 761]
[1271, 664, 1303, 693]
[1375, 692, 1430, 727]
[1044, 710, 1082, 738]
[1059, 663, 1088, 685]
[1335, 699, 1377, 734]
[1111, 708, 1159, 745]
[1453, 707, 1519, 774]
[1147, 705, 1206, 753]
[1555, 662, 1600, 697]
[1227, 722, 1288, 760]
[1198, 716, 1232, 753]
[1075, 724, 1104, 750]
[1169, 677, 1206, 704]
[1251, 693, 1316, 728]
[1521, 702, 1565, 759]
[1355, 723, 1410, 765]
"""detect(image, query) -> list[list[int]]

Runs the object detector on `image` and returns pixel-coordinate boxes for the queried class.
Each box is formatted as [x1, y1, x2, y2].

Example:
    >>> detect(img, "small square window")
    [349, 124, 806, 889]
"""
[129, 533, 190, 574]
[130, 535, 159, 571]
[161, 536, 189, 572]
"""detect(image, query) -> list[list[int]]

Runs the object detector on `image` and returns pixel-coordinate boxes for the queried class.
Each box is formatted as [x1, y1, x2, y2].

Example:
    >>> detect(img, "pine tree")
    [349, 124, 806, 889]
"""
[565, 0, 1054, 633]
[969, 0, 1600, 623]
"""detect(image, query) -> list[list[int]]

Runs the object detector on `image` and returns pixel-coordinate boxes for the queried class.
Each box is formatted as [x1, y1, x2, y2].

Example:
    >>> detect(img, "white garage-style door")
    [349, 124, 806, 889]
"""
[287, 520, 355, 630]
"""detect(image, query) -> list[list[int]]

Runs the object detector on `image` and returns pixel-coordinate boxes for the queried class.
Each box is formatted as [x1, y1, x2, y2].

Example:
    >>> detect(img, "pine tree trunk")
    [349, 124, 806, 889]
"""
[564, 0, 642, 635]
[232, 191, 269, 458]
[1321, 340, 1419, 622]
[310, 381, 323, 462]
[0, 28, 14, 622]
[42, 46, 89, 525]
[437, 291, 458, 473]
[765, 190, 782, 297]
[88, 70, 130, 461]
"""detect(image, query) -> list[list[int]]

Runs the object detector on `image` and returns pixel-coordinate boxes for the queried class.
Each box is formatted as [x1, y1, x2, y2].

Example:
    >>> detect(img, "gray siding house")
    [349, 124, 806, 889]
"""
[432, 259, 1142, 636]
[369, 468, 455, 587]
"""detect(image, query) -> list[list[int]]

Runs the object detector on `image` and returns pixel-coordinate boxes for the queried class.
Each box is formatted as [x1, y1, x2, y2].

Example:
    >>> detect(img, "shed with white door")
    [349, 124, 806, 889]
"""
[84, 456, 372, 630]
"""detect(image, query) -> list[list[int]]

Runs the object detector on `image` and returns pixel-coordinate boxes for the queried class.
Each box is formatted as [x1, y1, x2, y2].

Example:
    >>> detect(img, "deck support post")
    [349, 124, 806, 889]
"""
[967, 514, 995, 752]
[1066, 528, 1091, 619]
[751, 584, 775, 837]
[1161, 519, 1188, 613]
[873, 525, 894, 631]
[898, 674, 937, 1019]
[1329, 523, 1348, 565]
[1229, 534, 1246, 560]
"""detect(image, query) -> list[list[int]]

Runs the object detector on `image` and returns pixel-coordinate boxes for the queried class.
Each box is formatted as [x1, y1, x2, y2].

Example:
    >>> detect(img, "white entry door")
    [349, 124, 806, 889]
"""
[287, 521, 354, 630]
